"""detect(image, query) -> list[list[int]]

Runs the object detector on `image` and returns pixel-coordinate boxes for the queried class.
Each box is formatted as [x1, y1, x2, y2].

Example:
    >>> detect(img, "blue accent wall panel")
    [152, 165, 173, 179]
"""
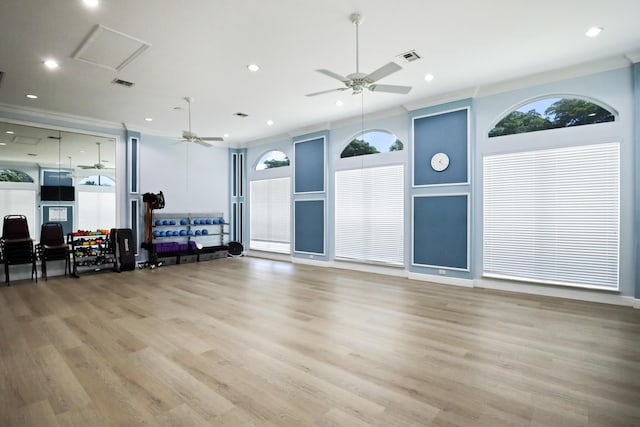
[294, 200, 324, 254]
[295, 137, 324, 193]
[414, 109, 468, 186]
[414, 195, 468, 269]
[43, 170, 73, 186]
[42, 205, 73, 236]
[130, 137, 138, 193]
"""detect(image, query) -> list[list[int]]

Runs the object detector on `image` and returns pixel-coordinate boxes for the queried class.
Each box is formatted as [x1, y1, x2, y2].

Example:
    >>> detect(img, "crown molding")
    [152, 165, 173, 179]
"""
[0, 102, 123, 131]
[475, 55, 631, 98]
[625, 51, 640, 63]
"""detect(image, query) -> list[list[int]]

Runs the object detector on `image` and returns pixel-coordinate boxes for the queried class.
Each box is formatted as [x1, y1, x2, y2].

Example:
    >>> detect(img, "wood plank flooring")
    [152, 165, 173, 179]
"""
[1, 257, 639, 426]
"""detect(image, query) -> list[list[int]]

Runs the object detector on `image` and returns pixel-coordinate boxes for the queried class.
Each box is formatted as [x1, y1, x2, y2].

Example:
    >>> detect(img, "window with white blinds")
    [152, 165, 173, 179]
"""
[78, 190, 116, 231]
[335, 164, 404, 265]
[483, 143, 619, 289]
[0, 188, 36, 238]
[249, 177, 291, 253]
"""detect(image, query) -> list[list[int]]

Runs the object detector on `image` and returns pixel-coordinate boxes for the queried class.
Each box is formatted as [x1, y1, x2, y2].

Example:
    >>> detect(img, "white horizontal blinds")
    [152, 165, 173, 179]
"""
[0, 189, 36, 238]
[483, 143, 619, 289]
[335, 164, 404, 265]
[249, 177, 291, 253]
[78, 190, 116, 231]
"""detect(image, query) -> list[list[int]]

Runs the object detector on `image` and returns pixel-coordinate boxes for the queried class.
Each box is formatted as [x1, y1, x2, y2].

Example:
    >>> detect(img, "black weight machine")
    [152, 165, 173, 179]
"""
[140, 191, 165, 269]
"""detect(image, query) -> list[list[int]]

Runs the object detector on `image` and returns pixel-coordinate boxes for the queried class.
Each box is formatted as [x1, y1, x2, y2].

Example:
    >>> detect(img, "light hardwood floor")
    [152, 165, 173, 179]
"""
[1, 257, 639, 426]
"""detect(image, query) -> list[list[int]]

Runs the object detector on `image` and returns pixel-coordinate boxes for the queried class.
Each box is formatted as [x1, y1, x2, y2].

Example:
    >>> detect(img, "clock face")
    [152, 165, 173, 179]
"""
[430, 152, 450, 172]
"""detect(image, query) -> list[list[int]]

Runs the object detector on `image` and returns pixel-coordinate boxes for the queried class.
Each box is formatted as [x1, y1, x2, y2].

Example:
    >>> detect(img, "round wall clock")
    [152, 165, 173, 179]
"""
[430, 152, 450, 172]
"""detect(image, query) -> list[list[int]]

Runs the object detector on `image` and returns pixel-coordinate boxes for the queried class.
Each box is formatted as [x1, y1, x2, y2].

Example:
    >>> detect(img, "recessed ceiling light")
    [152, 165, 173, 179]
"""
[43, 59, 59, 70]
[247, 64, 260, 72]
[83, 0, 99, 8]
[424, 73, 435, 82]
[266, 120, 274, 126]
[585, 26, 603, 38]
[336, 100, 344, 107]
[223, 133, 230, 138]
[0, 142, 6, 146]
[79, 150, 86, 153]
[5, 130, 15, 134]
[144, 117, 153, 122]
[26, 94, 38, 99]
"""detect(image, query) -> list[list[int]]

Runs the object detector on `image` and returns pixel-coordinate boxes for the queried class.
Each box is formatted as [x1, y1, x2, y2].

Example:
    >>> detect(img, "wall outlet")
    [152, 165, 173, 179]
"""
[438, 269, 446, 275]
[309, 255, 314, 259]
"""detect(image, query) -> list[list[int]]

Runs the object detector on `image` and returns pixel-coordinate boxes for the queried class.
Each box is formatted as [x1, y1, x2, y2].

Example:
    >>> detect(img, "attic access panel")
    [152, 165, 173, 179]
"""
[72, 24, 151, 72]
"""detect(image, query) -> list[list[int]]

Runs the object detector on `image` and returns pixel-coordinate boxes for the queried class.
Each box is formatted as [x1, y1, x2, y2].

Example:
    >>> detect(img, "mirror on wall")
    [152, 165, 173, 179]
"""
[0, 121, 116, 239]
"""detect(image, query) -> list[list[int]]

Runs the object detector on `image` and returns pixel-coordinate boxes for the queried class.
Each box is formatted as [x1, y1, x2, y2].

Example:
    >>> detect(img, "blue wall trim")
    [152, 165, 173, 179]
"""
[294, 136, 325, 193]
[294, 199, 325, 254]
[633, 62, 640, 299]
[413, 194, 469, 270]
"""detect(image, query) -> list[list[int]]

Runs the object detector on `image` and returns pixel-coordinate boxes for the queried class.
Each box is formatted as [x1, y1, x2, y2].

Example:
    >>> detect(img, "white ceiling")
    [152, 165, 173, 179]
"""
[0, 0, 639, 146]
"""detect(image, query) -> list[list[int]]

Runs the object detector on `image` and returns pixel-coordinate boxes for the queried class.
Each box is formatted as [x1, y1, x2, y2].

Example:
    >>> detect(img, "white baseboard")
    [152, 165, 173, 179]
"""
[291, 257, 329, 267]
[246, 250, 291, 262]
[407, 272, 474, 288]
[329, 260, 407, 278]
[476, 278, 633, 307]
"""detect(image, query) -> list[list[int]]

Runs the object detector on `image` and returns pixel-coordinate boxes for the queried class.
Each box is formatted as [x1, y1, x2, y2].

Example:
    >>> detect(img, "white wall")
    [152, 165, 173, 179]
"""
[140, 135, 229, 217]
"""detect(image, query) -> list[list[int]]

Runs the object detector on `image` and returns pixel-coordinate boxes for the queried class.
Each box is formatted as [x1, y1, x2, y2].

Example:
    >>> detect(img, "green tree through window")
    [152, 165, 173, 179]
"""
[489, 97, 614, 137]
[256, 150, 290, 170]
[341, 130, 403, 158]
[0, 169, 34, 182]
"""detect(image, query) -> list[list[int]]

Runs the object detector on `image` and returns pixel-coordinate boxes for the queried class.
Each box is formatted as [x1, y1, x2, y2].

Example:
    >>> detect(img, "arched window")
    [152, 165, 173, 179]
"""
[489, 97, 615, 137]
[341, 130, 403, 158]
[0, 169, 34, 182]
[79, 175, 115, 186]
[256, 150, 290, 170]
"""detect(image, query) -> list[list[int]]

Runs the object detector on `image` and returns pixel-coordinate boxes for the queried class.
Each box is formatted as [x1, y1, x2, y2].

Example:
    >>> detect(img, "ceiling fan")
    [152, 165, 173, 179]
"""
[306, 13, 412, 97]
[180, 97, 224, 147]
[77, 142, 114, 170]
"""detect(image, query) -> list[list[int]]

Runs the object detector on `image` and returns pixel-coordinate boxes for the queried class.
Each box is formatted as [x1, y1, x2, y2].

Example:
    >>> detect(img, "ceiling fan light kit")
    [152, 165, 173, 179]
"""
[306, 12, 412, 97]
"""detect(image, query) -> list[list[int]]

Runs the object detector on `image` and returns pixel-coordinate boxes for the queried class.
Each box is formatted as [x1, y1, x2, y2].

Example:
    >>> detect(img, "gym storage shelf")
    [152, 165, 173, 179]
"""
[150, 212, 229, 265]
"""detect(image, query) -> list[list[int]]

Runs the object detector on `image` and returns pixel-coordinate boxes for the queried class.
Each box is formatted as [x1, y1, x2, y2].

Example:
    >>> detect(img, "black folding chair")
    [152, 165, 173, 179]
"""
[37, 222, 70, 280]
[1, 215, 37, 285]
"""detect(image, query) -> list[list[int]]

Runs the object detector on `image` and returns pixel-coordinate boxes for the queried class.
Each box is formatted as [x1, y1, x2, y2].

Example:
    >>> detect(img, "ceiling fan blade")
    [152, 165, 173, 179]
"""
[77, 165, 94, 169]
[316, 69, 350, 83]
[365, 62, 402, 83]
[200, 136, 224, 142]
[194, 140, 213, 148]
[182, 130, 197, 139]
[305, 87, 349, 97]
[368, 83, 412, 94]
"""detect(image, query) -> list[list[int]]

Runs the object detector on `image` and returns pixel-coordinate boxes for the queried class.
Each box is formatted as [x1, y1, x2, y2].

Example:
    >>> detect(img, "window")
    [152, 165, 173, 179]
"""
[79, 175, 116, 186]
[0, 169, 34, 182]
[256, 150, 290, 170]
[0, 188, 36, 237]
[483, 143, 619, 289]
[340, 130, 403, 158]
[489, 97, 615, 137]
[250, 177, 290, 253]
[335, 164, 404, 265]
[77, 189, 116, 231]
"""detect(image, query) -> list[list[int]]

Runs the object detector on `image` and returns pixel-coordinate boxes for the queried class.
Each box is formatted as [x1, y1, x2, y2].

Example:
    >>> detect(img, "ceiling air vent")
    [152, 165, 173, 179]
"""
[234, 112, 249, 118]
[112, 78, 135, 88]
[396, 50, 421, 63]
